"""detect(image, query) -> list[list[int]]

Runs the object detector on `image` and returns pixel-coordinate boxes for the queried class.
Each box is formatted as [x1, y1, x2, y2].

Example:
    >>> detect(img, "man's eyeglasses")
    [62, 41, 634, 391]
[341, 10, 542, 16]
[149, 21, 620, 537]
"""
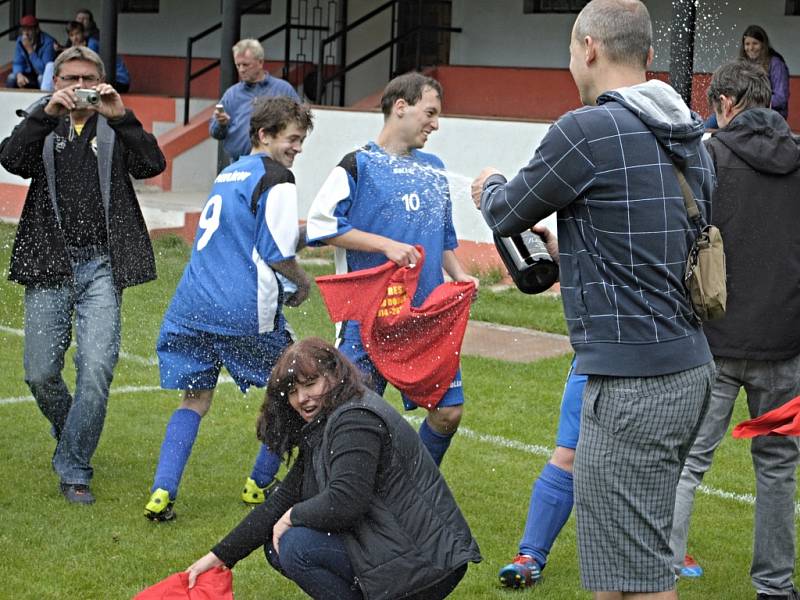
[57, 74, 100, 83]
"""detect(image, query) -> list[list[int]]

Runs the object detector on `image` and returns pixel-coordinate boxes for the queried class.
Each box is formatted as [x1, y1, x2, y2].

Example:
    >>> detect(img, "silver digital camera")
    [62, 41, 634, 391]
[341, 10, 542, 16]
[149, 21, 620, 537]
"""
[74, 88, 100, 109]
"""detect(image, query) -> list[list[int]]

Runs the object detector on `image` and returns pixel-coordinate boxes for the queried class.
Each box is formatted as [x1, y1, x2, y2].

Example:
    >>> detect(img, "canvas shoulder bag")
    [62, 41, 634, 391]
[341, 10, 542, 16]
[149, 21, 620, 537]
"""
[673, 166, 727, 321]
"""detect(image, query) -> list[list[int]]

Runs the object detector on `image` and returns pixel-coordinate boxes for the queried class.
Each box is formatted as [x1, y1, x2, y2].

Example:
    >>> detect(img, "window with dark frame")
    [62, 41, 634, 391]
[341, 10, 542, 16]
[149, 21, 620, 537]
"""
[786, 0, 800, 15]
[121, 0, 159, 13]
[219, 0, 272, 14]
[523, 0, 590, 13]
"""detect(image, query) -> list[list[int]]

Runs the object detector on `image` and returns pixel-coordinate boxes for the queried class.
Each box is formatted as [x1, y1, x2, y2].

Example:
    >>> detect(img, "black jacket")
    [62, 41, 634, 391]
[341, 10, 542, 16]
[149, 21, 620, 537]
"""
[213, 390, 481, 599]
[0, 102, 166, 289]
[703, 108, 800, 360]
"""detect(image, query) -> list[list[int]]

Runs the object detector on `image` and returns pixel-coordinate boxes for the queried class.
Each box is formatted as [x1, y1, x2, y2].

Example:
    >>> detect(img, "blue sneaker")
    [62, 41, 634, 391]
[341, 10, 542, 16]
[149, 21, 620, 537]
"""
[499, 554, 542, 588]
[680, 554, 703, 578]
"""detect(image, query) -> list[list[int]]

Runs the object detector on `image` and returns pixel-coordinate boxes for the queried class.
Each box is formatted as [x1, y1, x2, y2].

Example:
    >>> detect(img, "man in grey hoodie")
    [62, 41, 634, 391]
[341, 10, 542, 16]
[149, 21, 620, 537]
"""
[669, 60, 800, 600]
[471, 0, 715, 597]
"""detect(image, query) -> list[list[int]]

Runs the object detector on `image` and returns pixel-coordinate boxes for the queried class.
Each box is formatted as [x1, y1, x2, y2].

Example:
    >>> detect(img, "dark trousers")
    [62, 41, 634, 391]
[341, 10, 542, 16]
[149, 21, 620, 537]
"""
[265, 526, 467, 599]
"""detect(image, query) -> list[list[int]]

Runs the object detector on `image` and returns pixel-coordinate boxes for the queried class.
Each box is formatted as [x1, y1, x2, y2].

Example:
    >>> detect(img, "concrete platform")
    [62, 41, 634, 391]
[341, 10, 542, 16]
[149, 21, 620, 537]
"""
[462, 320, 571, 363]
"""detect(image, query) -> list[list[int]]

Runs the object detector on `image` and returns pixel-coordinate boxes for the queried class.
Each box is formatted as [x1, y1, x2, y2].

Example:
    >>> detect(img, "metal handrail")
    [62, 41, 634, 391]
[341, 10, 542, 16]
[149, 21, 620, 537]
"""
[182, 4, 325, 124]
[182, 0, 269, 125]
[316, 1, 460, 106]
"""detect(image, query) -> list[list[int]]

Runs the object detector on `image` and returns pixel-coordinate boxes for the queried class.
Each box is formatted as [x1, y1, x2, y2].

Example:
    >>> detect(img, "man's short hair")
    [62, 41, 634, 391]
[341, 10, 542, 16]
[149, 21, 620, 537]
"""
[233, 38, 264, 61]
[380, 72, 443, 118]
[54, 45, 105, 80]
[706, 59, 771, 114]
[573, 0, 652, 69]
[249, 96, 314, 146]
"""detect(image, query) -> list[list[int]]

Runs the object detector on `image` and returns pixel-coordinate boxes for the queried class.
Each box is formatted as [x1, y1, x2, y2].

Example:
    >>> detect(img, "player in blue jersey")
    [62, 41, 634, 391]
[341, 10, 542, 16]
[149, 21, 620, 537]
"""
[144, 97, 313, 521]
[306, 72, 477, 466]
[499, 358, 587, 588]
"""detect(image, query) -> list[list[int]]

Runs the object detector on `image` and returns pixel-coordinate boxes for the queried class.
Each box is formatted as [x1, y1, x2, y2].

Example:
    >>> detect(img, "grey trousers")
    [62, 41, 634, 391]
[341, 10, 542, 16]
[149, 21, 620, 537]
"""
[575, 363, 714, 592]
[669, 354, 800, 596]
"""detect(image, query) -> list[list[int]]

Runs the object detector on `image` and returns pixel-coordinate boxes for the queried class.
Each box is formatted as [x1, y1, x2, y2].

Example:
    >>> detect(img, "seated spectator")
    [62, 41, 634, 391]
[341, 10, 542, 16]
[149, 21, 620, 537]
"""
[75, 8, 100, 50]
[184, 338, 482, 600]
[6, 15, 56, 89]
[42, 22, 130, 93]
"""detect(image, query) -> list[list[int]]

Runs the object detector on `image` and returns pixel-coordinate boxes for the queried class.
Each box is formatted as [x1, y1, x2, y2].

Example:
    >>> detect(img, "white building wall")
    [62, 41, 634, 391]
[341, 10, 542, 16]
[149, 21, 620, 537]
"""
[450, 0, 799, 75]
[0, 90, 553, 244]
[1, 1, 796, 100]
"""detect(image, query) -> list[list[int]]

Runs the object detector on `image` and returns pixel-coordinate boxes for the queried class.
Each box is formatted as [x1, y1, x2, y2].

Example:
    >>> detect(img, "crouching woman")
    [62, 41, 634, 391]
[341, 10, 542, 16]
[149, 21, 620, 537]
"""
[185, 337, 481, 599]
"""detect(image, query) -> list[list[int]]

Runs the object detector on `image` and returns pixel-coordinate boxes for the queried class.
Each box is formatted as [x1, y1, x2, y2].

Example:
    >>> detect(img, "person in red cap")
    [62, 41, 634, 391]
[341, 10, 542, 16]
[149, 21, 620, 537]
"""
[6, 15, 57, 89]
[668, 59, 800, 600]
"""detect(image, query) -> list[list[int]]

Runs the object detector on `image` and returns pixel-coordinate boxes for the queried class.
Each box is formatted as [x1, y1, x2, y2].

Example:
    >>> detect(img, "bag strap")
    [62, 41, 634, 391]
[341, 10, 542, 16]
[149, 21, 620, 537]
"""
[671, 164, 706, 230]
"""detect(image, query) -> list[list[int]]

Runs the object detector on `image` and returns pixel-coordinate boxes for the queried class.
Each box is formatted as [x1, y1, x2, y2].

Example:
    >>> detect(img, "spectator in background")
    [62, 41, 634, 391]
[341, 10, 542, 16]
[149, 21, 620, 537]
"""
[75, 8, 100, 49]
[0, 46, 165, 504]
[42, 22, 130, 93]
[740, 25, 790, 119]
[6, 15, 56, 89]
[670, 59, 800, 600]
[705, 24, 790, 129]
[210, 39, 301, 163]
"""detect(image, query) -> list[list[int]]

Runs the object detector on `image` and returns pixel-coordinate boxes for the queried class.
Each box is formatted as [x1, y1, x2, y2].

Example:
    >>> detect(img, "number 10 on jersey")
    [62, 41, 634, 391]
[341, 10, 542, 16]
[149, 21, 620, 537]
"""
[402, 192, 420, 212]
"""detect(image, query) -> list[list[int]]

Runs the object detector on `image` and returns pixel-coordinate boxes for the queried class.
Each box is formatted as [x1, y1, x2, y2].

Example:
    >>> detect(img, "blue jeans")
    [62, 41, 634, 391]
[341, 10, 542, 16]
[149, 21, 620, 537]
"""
[24, 253, 121, 485]
[266, 527, 361, 600]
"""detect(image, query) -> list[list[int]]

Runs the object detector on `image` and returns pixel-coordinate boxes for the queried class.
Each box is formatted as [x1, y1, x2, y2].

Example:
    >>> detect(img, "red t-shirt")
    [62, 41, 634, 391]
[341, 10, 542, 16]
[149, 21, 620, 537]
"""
[316, 247, 474, 409]
[732, 395, 800, 438]
[133, 567, 233, 599]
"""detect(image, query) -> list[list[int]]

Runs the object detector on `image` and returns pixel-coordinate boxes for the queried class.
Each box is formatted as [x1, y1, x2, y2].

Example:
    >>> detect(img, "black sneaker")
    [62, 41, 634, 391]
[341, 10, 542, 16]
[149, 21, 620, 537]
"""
[60, 482, 95, 505]
[757, 588, 800, 600]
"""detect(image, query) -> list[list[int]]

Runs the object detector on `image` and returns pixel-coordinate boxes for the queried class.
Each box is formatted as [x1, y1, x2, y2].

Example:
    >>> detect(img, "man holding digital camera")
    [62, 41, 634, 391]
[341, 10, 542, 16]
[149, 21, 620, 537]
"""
[0, 46, 165, 505]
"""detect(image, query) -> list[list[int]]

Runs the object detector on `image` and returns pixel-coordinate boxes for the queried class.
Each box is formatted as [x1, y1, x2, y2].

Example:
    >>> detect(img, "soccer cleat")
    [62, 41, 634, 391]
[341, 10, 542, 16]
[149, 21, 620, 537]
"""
[498, 554, 542, 588]
[680, 554, 703, 578]
[144, 488, 176, 522]
[241, 477, 278, 505]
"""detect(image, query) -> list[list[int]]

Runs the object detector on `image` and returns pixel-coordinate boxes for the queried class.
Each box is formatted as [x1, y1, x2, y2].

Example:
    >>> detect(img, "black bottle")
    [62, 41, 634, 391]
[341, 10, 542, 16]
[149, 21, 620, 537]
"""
[493, 230, 559, 294]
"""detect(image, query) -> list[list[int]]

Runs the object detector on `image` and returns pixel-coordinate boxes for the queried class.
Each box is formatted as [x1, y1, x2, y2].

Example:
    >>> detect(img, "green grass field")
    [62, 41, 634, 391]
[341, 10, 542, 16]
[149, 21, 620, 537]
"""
[0, 221, 784, 599]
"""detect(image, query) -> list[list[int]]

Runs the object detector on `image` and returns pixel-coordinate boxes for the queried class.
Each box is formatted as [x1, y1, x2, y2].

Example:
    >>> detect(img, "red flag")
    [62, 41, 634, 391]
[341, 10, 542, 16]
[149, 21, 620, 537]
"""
[732, 395, 800, 438]
[316, 247, 474, 409]
[133, 567, 233, 600]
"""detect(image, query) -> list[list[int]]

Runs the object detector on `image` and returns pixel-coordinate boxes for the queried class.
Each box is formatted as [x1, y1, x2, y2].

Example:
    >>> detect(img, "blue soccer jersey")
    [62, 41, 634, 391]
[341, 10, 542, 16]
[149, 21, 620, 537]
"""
[306, 142, 457, 306]
[165, 154, 299, 335]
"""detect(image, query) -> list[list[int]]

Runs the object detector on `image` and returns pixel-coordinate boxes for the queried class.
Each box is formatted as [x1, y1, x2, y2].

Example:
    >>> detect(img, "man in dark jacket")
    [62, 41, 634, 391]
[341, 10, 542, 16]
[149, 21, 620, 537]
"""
[669, 60, 800, 600]
[471, 0, 714, 596]
[0, 46, 166, 504]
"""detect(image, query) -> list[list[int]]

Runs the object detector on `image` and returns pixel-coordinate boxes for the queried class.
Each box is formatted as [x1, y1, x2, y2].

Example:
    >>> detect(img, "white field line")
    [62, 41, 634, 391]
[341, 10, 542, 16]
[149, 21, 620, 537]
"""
[0, 325, 157, 365]
[1, 327, 796, 515]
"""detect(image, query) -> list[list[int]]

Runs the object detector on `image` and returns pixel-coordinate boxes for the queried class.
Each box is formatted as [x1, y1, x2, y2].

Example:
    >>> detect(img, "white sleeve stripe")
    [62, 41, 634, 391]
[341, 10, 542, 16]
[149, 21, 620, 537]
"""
[265, 182, 299, 258]
[252, 248, 279, 333]
[307, 166, 351, 241]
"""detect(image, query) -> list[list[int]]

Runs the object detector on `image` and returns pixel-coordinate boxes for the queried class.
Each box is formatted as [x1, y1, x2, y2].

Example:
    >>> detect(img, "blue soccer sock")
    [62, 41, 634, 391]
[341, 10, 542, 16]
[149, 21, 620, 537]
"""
[418, 418, 453, 466]
[151, 408, 202, 499]
[249, 443, 282, 488]
[518, 462, 574, 568]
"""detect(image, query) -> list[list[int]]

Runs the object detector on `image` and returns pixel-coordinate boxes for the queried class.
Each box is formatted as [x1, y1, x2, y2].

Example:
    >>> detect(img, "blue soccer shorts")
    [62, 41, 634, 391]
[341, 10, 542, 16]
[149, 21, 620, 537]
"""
[157, 316, 292, 393]
[555, 359, 588, 449]
[338, 321, 464, 411]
